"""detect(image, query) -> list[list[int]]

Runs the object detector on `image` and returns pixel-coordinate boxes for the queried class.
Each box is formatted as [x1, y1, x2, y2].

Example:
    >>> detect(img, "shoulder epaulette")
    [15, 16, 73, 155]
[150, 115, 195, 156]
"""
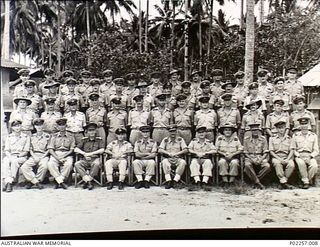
[44, 133, 51, 139]
[191, 138, 198, 142]
[177, 137, 182, 141]
[244, 136, 250, 140]
[234, 137, 238, 141]
[164, 138, 169, 143]
[96, 136, 102, 140]
[82, 136, 89, 140]
[112, 140, 117, 144]
[217, 136, 223, 141]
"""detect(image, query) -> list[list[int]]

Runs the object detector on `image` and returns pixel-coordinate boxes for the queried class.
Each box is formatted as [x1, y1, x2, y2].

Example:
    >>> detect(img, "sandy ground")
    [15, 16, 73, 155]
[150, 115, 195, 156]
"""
[1, 184, 320, 237]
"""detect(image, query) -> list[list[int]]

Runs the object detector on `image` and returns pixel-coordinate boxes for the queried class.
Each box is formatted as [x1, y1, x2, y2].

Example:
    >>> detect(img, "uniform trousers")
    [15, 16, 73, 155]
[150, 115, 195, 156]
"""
[47, 151, 73, 184]
[190, 158, 213, 177]
[218, 158, 239, 177]
[20, 153, 49, 184]
[129, 129, 143, 145]
[162, 158, 186, 181]
[75, 157, 101, 182]
[295, 152, 318, 184]
[152, 128, 169, 145]
[132, 159, 156, 178]
[105, 158, 127, 182]
[107, 131, 127, 145]
[244, 156, 271, 183]
[177, 129, 192, 145]
[271, 153, 295, 184]
[2, 154, 27, 184]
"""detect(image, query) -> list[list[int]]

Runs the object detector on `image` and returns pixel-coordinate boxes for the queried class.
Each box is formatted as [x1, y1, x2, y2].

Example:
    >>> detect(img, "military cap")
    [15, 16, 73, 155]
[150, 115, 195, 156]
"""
[287, 67, 298, 74]
[126, 73, 136, 80]
[56, 118, 68, 125]
[248, 123, 262, 131]
[133, 94, 144, 102]
[139, 125, 151, 132]
[113, 78, 125, 86]
[297, 116, 310, 125]
[11, 120, 22, 126]
[221, 80, 237, 89]
[24, 80, 36, 87]
[181, 81, 191, 88]
[136, 81, 149, 88]
[198, 96, 210, 103]
[86, 122, 98, 130]
[274, 120, 287, 128]
[44, 81, 60, 88]
[156, 93, 167, 100]
[246, 99, 262, 109]
[221, 93, 233, 101]
[102, 69, 113, 77]
[274, 77, 285, 84]
[248, 82, 259, 90]
[88, 93, 100, 101]
[200, 80, 210, 89]
[211, 69, 223, 77]
[162, 83, 173, 90]
[67, 98, 78, 106]
[61, 70, 74, 78]
[80, 69, 91, 77]
[219, 123, 237, 134]
[17, 68, 30, 76]
[273, 98, 285, 106]
[44, 68, 55, 76]
[169, 69, 179, 75]
[111, 97, 121, 105]
[176, 94, 187, 101]
[196, 126, 207, 133]
[66, 78, 77, 85]
[115, 128, 127, 135]
[167, 124, 178, 132]
[150, 72, 161, 79]
[257, 69, 269, 77]
[33, 118, 45, 125]
[293, 95, 305, 105]
[191, 70, 202, 77]
[234, 71, 245, 79]
[44, 97, 56, 104]
[13, 97, 32, 106]
[90, 78, 101, 85]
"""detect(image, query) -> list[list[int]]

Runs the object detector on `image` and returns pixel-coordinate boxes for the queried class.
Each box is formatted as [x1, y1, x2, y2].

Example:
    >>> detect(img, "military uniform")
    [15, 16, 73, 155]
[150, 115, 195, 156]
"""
[108, 93, 128, 110]
[64, 108, 86, 145]
[106, 106, 127, 145]
[290, 109, 315, 131]
[266, 111, 290, 136]
[173, 101, 193, 144]
[41, 98, 62, 134]
[99, 82, 116, 97]
[285, 80, 304, 97]
[128, 108, 150, 145]
[194, 108, 217, 142]
[270, 91, 291, 111]
[241, 109, 265, 131]
[21, 126, 50, 186]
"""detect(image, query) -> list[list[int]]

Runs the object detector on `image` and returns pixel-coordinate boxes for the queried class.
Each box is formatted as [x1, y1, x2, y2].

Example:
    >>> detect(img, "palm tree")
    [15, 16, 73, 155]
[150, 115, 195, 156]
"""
[1, 0, 10, 59]
[244, 0, 255, 84]
[101, 0, 136, 26]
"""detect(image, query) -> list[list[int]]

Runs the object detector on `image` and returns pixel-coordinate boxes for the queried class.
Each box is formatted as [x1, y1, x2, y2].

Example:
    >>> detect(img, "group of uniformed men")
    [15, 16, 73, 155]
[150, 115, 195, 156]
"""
[2, 66, 319, 192]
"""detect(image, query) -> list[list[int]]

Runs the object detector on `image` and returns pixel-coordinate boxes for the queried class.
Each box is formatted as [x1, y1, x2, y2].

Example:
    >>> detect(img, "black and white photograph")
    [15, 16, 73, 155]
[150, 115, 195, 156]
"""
[1, 0, 320, 239]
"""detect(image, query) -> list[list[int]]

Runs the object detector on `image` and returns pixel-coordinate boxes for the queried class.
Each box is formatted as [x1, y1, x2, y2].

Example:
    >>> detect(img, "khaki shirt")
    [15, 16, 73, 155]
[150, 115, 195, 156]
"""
[270, 91, 291, 111]
[290, 110, 315, 131]
[123, 87, 139, 105]
[148, 85, 162, 98]
[243, 135, 268, 156]
[269, 135, 291, 155]
[188, 138, 216, 157]
[30, 133, 51, 153]
[151, 107, 172, 128]
[9, 110, 38, 131]
[291, 131, 319, 158]
[107, 110, 127, 131]
[41, 111, 62, 133]
[64, 111, 86, 133]
[243, 95, 267, 111]
[241, 110, 265, 130]
[108, 93, 128, 109]
[106, 140, 133, 158]
[131, 93, 154, 111]
[285, 80, 304, 96]
[266, 112, 290, 133]
[5, 133, 30, 154]
[48, 132, 75, 151]
[258, 83, 274, 101]
[128, 109, 150, 128]
[195, 109, 217, 130]
[60, 93, 82, 112]
[173, 108, 193, 128]
[134, 138, 157, 154]
[216, 136, 243, 154]
[233, 85, 249, 105]
[77, 136, 104, 159]
[217, 107, 241, 127]
[99, 83, 116, 97]
[26, 93, 43, 113]
[159, 136, 187, 155]
[86, 107, 106, 127]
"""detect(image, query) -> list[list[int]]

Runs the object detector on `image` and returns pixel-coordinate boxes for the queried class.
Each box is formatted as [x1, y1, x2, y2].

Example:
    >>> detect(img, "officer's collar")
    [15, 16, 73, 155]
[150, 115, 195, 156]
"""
[57, 131, 68, 137]
[168, 136, 178, 143]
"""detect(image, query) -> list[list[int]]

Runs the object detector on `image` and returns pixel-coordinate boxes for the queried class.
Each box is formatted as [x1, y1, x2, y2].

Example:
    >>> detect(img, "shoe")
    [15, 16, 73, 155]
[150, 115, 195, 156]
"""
[54, 182, 60, 189]
[118, 181, 124, 190]
[25, 182, 33, 189]
[280, 183, 291, 190]
[35, 183, 43, 190]
[107, 182, 113, 190]
[172, 180, 178, 189]
[60, 182, 68, 190]
[196, 181, 202, 189]
[82, 182, 88, 189]
[87, 181, 94, 190]
[135, 181, 143, 189]
[2, 183, 8, 192]
[202, 182, 212, 191]
[302, 183, 309, 189]
[144, 181, 150, 189]
[164, 181, 172, 189]
[255, 182, 265, 190]
[6, 183, 13, 192]
[221, 181, 228, 188]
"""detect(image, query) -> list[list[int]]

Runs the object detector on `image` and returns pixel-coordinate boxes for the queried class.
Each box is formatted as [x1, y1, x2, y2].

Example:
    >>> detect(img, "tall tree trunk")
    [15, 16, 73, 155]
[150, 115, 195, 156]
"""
[1, 0, 10, 59]
[145, 0, 149, 52]
[260, 0, 264, 26]
[57, 1, 61, 75]
[240, 0, 244, 31]
[244, 0, 255, 84]
[170, 1, 176, 69]
[138, 0, 142, 53]
[86, 0, 91, 66]
[40, 10, 44, 68]
[205, 0, 213, 76]
[49, 43, 52, 68]
[198, 0, 202, 72]
[184, 0, 189, 80]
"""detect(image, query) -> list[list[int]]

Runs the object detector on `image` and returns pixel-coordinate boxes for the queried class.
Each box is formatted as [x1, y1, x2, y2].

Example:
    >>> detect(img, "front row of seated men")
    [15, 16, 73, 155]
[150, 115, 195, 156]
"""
[2, 116, 318, 192]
